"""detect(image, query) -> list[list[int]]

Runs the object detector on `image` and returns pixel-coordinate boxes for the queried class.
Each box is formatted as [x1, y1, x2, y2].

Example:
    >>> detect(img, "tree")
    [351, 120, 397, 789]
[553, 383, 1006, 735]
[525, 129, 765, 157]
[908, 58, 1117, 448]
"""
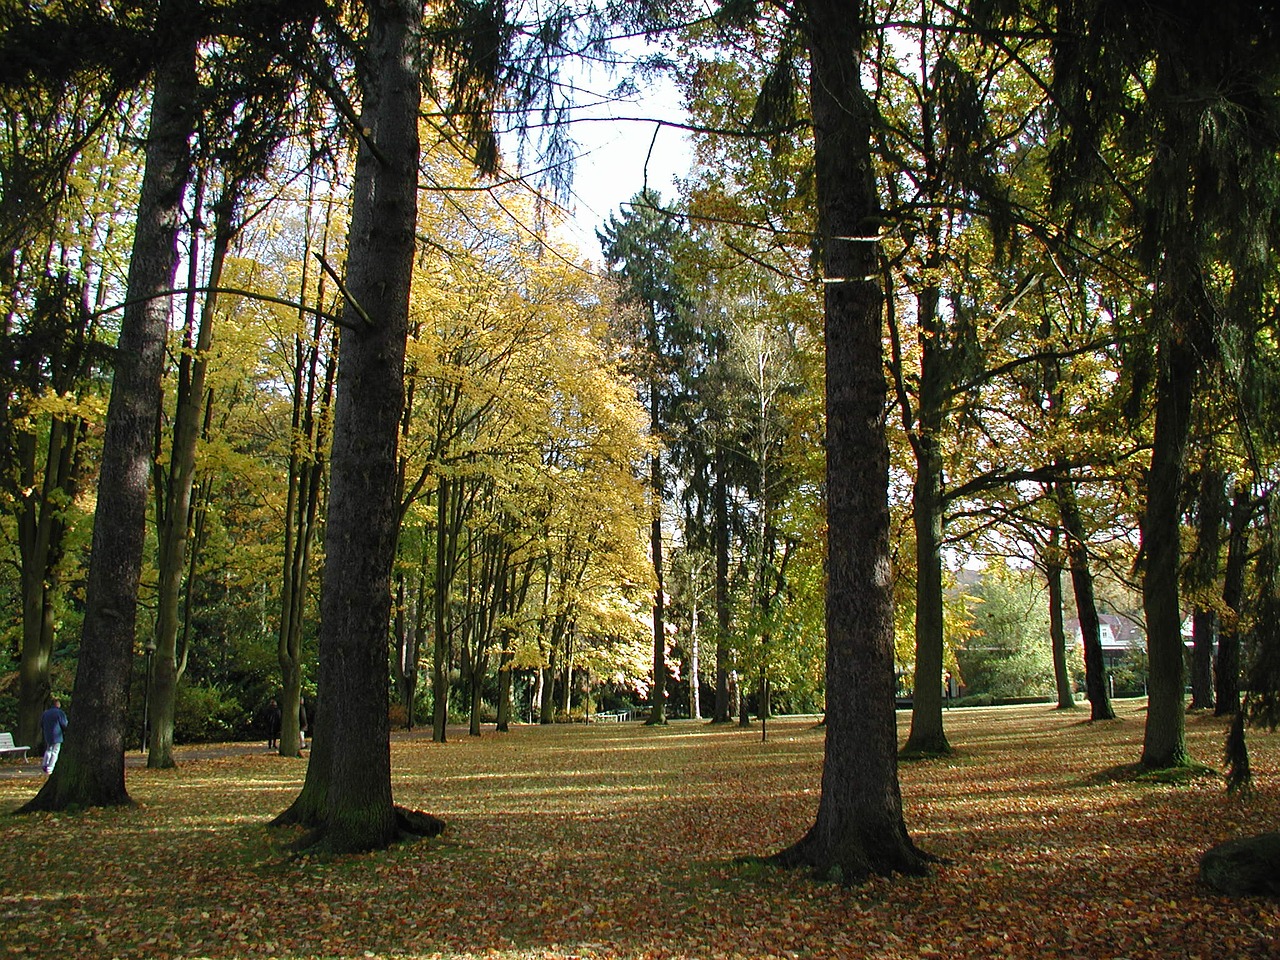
[274, 0, 431, 852]
[770, 0, 932, 881]
[147, 33, 318, 768]
[1046, 0, 1280, 769]
[598, 189, 694, 726]
[22, 2, 201, 812]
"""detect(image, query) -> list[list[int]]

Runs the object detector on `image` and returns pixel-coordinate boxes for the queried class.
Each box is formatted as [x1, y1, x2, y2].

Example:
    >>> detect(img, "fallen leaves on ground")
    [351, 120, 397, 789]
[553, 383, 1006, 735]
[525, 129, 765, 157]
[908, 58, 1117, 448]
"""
[1, 700, 1277, 959]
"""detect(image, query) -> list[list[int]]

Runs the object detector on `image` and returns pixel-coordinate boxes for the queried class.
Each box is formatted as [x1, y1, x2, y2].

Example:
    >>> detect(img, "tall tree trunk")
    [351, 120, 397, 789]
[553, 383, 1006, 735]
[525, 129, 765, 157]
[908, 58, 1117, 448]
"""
[275, 0, 424, 851]
[713, 447, 732, 723]
[1056, 475, 1114, 720]
[1140, 338, 1194, 769]
[1190, 610, 1217, 710]
[903, 212, 949, 756]
[690, 602, 702, 720]
[1046, 528, 1077, 710]
[16, 412, 85, 750]
[1187, 466, 1224, 711]
[771, 0, 930, 881]
[148, 182, 236, 769]
[432, 474, 463, 743]
[278, 242, 334, 759]
[904, 450, 948, 755]
[648, 424, 667, 724]
[1215, 485, 1251, 716]
[22, 24, 197, 812]
[496, 635, 514, 732]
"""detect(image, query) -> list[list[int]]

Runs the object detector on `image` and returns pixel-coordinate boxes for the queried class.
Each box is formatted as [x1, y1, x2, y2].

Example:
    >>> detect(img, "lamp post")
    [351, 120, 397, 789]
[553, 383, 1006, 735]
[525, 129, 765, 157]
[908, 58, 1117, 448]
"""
[142, 638, 156, 753]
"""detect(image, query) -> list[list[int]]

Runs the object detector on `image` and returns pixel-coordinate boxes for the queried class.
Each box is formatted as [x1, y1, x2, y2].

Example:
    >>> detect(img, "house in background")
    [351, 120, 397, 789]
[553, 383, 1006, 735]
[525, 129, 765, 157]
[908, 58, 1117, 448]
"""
[1066, 613, 1146, 672]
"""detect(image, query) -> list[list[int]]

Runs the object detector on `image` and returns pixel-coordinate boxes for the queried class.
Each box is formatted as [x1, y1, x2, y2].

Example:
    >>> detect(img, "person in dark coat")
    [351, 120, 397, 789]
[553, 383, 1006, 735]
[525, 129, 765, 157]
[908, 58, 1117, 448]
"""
[264, 699, 282, 750]
[40, 698, 68, 775]
[298, 698, 308, 749]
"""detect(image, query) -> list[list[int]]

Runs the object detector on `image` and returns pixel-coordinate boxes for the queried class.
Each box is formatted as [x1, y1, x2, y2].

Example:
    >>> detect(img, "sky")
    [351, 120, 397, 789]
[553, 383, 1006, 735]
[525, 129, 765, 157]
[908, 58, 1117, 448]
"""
[543, 52, 695, 259]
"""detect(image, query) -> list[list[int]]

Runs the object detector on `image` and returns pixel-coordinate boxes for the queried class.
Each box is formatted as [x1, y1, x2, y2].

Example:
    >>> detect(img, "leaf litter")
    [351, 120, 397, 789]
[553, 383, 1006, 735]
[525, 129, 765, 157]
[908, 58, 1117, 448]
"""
[0, 700, 1276, 959]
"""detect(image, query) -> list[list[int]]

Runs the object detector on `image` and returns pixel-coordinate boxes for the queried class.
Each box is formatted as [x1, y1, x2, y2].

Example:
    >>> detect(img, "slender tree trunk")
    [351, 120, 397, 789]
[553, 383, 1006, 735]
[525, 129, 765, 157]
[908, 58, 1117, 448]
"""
[277, 247, 334, 758]
[540, 657, 556, 724]
[904, 451, 948, 755]
[276, 0, 425, 852]
[1190, 610, 1216, 710]
[16, 413, 84, 749]
[771, 0, 930, 880]
[1140, 338, 1194, 769]
[903, 213, 949, 756]
[149, 184, 236, 769]
[648, 425, 667, 724]
[713, 447, 732, 723]
[1215, 485, 1251, 715]
[1057, 476, 1114, 720]
[690, 604, 702, 720]
[22, 24, 197, 812]
[1187, 467, 1224, 711]
[496, 634, 513, 732]
[432, 477, 454, 743]
[1046, 528, 1077, 710]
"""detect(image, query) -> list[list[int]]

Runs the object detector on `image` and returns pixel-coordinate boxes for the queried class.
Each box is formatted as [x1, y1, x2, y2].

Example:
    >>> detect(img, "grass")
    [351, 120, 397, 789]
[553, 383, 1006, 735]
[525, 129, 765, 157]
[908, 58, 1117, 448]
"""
[0, 699, 1277, 959]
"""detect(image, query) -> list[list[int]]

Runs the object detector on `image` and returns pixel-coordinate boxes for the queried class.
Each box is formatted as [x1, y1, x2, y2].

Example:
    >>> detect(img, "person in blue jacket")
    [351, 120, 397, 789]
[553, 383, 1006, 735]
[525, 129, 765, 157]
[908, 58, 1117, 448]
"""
[40, 698, 68, 775]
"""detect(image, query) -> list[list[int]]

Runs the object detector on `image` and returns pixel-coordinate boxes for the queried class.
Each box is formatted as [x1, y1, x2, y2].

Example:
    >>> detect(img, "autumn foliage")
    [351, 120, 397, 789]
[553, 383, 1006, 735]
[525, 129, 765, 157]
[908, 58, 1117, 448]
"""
[1, 700, 1277, 959]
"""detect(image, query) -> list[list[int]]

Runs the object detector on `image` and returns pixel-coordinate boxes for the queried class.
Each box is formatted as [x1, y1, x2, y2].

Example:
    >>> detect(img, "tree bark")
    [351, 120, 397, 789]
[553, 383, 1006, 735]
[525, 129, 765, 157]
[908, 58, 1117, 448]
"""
[21, 18, 197, 812]
[903, 210, 950, 757]
[771, 0, 930, 881]
[1046, 529, 1078, 710]
[278, 207, 335, 757]
[1215, 485, 1251, 715]
[904, 452, 949, 755]
[275, 0, 426, 852]
[713, 446, 732, 723]
[16, 412, 85, 750]
[648, 421, 667, 724]
[1187, 467, 1224, 711]
[148, 182, 235, 769]
[1056, 476, 1114, 720]
[1140, 337, 1194, 768]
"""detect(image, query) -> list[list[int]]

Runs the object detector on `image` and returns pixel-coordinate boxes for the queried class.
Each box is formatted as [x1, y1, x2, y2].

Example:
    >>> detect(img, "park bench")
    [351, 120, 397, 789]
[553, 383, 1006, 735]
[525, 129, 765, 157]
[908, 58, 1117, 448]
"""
[0, 732, 30, 759]
[591, 710, 633, 723]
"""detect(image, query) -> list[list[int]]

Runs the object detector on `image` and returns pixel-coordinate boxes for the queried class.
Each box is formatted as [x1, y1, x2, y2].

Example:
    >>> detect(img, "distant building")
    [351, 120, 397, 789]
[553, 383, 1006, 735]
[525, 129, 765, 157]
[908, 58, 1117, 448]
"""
[1066, 613, 1145, 671]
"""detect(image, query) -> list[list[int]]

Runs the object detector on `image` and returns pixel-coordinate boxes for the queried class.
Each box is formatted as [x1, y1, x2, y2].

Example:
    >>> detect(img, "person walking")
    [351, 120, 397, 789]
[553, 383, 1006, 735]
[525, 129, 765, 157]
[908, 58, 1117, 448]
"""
[298, 698, 308, 750]
[40, 698, 68, 775]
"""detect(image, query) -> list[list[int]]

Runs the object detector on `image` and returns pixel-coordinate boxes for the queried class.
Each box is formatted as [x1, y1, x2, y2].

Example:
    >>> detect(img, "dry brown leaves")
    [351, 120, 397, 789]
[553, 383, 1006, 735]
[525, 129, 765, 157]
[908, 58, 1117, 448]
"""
[0, 700, 1276, 960]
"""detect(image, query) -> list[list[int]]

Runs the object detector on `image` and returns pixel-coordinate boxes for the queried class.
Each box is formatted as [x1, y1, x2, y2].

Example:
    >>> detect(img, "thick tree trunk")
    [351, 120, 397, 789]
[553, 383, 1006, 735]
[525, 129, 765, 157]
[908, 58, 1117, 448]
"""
[21, 25, 197, 812]
[1140, 338, 1194, 769]
[276, 0, 425, 852]
[772, 0, 930, 881]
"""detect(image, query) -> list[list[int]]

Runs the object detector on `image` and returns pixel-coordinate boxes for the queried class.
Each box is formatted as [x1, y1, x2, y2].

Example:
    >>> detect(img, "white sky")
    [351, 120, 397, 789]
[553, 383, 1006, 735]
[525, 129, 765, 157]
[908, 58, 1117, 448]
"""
[546, 51, 694, 259]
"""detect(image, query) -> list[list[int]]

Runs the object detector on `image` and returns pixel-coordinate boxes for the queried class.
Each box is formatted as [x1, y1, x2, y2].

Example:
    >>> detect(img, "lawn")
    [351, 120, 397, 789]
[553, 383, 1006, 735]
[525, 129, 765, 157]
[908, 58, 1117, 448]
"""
[1, 700, 1277, 959]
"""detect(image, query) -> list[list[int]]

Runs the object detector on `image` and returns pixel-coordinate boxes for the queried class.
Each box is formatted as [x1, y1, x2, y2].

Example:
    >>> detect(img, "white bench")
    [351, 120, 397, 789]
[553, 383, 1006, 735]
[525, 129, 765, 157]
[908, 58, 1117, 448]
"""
[0, 732, 30, 759]
[591, 711, 632, 723]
